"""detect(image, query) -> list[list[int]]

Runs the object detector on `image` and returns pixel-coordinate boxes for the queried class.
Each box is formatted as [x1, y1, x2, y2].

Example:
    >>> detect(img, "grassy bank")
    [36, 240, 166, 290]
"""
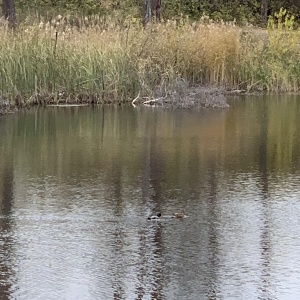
[1, 13, 300, 106]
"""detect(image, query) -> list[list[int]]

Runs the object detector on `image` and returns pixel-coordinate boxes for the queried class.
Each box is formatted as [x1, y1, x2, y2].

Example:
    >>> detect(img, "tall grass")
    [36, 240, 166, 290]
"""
[0, 12, 300, 105]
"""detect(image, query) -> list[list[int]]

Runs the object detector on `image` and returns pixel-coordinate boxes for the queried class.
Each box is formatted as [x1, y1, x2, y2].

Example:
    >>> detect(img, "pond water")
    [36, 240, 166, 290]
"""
[1, 95, 300, 299]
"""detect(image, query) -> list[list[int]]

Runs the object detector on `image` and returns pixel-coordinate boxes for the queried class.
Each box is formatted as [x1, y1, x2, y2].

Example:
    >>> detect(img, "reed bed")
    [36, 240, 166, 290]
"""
[0, 14, 300, 105]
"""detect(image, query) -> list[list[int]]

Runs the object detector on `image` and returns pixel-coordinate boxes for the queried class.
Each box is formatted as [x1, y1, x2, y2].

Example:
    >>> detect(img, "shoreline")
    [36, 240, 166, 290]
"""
[2, 86, 300, 116]
[3, 87, 300, 116]
[0, 85, 234, 115]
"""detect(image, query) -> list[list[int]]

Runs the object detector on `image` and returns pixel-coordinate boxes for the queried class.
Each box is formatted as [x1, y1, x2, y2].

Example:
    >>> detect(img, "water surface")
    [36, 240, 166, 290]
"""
[1, 95, 300, 299]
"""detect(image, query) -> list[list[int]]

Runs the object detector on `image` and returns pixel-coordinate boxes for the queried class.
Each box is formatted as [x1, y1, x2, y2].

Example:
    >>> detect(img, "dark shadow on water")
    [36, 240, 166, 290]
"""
[0, 161, 15, 299]
[135, 223, 164, 300]
[206, 157, 220, 300]
[136, 111, 166, 299]
[258, 100, 273, 300]
[141, 110, 165, 212]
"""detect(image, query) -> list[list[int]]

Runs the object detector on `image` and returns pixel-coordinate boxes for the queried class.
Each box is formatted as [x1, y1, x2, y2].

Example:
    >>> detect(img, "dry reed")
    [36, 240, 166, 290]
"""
[0, 14, 300, 105]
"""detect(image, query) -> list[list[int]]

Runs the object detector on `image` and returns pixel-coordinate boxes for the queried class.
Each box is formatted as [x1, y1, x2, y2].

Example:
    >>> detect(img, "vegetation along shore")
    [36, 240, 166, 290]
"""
[1, 1, 300, 112]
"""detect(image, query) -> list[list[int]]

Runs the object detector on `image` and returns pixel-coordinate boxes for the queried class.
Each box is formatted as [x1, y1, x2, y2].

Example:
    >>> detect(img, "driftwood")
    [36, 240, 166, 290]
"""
[142, 97, 165, 106]
[132, 91, 165, 107]
[46, 104, 89, 107]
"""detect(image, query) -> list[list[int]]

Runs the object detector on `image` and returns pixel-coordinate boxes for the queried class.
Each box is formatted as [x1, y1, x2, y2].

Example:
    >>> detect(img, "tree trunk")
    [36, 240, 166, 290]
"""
[143, 0, 161, 27]
[261, 0, 269, 24]
[2, 0, 16, 29]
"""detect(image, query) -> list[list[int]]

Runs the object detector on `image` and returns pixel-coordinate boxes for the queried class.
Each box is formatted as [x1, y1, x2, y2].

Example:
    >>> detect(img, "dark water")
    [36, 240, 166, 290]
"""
[1, 95, 300, 299]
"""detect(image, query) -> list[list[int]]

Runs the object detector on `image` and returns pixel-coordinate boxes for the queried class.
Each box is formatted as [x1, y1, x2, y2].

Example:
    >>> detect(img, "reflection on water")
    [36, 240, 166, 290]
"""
[1, 95, 300, 299]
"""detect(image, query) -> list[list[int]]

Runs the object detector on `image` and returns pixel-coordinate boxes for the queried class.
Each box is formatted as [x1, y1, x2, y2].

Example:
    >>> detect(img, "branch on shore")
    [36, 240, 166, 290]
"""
[131, 90, 141, 107]
[132, 91, 167, 107]
[143, 97, 165, 106]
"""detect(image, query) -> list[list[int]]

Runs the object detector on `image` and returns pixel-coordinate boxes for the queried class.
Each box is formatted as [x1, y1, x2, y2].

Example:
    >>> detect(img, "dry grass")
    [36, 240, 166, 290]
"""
[0, 15, 300, 105]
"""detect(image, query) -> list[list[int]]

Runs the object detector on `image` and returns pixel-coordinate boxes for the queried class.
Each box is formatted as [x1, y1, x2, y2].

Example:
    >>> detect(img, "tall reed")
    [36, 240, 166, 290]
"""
[0, 13, 300, 105]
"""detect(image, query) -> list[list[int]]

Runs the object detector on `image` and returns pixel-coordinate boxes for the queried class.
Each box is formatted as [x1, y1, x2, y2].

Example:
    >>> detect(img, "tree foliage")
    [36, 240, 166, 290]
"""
[1, 0, 300, 25]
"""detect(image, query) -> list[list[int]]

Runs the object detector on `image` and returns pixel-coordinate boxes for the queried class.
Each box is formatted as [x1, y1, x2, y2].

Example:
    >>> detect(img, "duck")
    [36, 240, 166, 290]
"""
[172, 210, 186, 219]
[147, 212, 162, 220]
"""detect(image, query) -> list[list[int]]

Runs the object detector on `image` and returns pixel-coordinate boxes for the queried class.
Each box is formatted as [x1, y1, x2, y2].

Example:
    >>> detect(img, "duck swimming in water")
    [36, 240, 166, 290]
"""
[147, 212, 161, 220]
[172, 210, 186, 219]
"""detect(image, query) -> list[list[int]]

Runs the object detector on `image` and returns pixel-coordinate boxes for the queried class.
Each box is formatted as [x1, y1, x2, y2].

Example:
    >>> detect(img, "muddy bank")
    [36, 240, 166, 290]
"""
[133, 83, 230, 109]
[179, 86, 230, 109]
